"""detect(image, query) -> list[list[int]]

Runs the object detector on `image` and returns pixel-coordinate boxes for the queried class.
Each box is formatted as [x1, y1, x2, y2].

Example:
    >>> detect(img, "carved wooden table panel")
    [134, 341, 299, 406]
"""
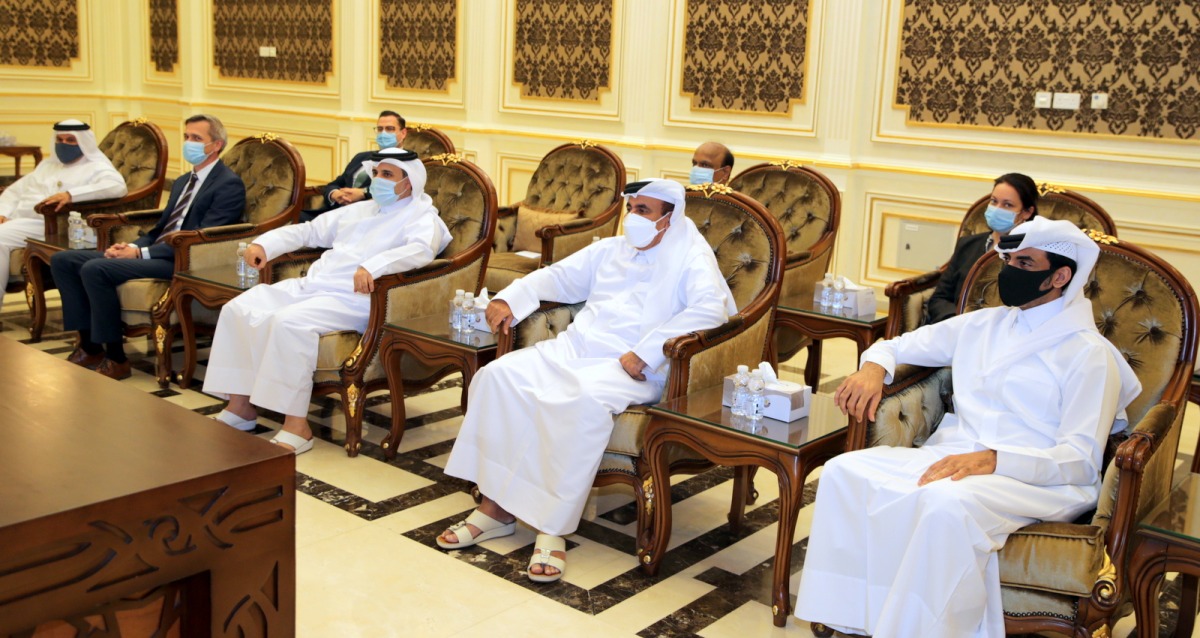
[0, 338, 295, 636]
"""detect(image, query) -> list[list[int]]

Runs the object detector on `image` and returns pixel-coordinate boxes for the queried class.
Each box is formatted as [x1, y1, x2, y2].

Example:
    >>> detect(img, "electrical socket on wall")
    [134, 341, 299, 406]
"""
[1091, 93, 1109, 110]
[1034, 92, 1053, 109]
[258, 46, 277, 58]
[1052, 92, 1081, 110]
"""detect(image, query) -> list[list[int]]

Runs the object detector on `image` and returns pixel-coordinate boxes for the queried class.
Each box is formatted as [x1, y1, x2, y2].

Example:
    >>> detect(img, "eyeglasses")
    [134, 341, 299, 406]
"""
[374, 126, 401, 133]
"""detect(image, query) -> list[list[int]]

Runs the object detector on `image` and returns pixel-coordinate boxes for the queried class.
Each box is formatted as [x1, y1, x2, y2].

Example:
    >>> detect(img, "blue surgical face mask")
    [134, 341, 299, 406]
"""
[689, 166, 715, 185]
[370, 177, 400, 208]
[376, 132, 398, 149]
[55, 142, 83, 164]
[984, 204, 1018, 233]
[183, 140, 210, 165]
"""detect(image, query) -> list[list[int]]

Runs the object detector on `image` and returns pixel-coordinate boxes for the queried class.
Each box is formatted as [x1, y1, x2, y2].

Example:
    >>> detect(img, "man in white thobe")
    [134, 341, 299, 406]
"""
[203, 149, 451, 455]
[0, 120, 126, 285]
[794, 217, 1142, 638]
[439, 179, 736, 582]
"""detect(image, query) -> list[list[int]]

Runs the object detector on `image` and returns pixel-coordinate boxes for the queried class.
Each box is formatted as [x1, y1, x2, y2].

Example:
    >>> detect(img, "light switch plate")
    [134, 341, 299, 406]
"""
[1091, 93, 1109, 110]
[1034, 91, 1053, 109]
[258, 46, 277, 58]
[1052, 92, 1081, 110]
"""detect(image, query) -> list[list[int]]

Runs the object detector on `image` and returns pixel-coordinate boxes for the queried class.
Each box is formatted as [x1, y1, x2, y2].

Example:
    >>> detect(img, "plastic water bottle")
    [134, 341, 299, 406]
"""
[731, 365, 750, 416]
[747, 370, 766, 421]
[450, 290, 465, 329]
[461, 293, 476, 332]
[831, 276, 845, 311]
[236, 242, 248, 280]
[67, 212, 83, 249]
[819, 272, 833, 307]
[82, 221, 97, 248]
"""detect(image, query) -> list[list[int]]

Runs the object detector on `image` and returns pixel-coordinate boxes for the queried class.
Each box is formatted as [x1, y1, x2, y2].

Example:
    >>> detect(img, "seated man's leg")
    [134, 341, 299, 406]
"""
[0, 218, 43, 286]
[78, 256, 174, 379]
[50, 249, 107, 363]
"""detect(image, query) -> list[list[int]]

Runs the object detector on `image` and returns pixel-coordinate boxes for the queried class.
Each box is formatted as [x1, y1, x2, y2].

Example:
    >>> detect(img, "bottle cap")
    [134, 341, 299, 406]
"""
[455, 289, 465, 296]
[737, 365, 749, 372]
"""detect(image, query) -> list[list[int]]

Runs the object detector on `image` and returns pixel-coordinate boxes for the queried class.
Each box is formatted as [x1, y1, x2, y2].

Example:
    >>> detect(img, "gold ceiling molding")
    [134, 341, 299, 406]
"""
[148, 0, 178, 73]
[512, 0, 613, 101]
[0, 0, 78, 67]
[212, 0, 332, 84]
[380, 0, 456, 91]
[896, 1, 1200, 140]
[681, 0, 810, 114]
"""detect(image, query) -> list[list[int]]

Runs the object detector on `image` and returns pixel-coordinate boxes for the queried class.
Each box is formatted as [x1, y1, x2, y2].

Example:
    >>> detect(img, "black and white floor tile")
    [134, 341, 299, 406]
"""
[3, 289, 1195, 637]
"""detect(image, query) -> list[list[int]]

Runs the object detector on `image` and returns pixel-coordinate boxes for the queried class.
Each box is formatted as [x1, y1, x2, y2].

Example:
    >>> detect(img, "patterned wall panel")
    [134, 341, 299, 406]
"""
[896, 1, 1200, 140]
[0, 0, 78, 67]
[512, 0, 613, 101]
[380, 0, 456, 91]
[149, 0, 178, 73]
[681, 0, 809, 114]
[212, 0, 333, 84]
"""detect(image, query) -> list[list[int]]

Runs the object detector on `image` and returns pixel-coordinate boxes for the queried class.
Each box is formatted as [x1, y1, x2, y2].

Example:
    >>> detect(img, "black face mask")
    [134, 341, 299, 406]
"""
[998, 264, 1053, 307]
[55, 142, 84, 164]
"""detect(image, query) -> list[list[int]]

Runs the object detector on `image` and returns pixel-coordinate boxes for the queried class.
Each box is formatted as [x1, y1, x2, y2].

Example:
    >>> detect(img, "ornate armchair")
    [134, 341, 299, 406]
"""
[729, 160, 840, 371]
[884, 185, 1118, 338]
[18, 119, 168, 304]
[493, 186, 785, 553]
[484, 141, 625, 292]
[404, 123, 456, 158]
[815, 233, 1198, 638]
[262, 154, 497, 457]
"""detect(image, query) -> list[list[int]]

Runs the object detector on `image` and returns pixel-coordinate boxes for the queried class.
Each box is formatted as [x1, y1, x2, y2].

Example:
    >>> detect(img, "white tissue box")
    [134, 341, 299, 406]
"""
[812, 282, 877, 316]
[721, 376, 812, 422]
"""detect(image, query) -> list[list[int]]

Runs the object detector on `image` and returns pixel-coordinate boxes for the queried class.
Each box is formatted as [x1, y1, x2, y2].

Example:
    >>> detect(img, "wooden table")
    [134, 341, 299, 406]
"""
[1130, 473, 1200, 638]
[0, 144, 42, 177]
[22, 230, 70, 342]
[775, 295, 888, 388]
[378, 314, 497, 459]
[162, 265, 255, 389]
[0, 337, 295, 636]
[639, 387, 846, 627]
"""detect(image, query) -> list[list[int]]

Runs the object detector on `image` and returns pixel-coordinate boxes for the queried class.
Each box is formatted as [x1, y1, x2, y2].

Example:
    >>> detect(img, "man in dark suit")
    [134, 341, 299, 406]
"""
[301, 110, 407, 221]
[52, 114, 246, 380]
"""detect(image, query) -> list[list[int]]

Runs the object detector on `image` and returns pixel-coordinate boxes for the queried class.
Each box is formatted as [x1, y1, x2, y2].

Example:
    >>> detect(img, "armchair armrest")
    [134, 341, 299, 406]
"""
[847, 365, 950, 451]
[164, 223, 260, 271]
[86, 209, 163, 250]
[538, 200, 622, 265]
[1103, 401, 1180, 567]
[34, 177, 164, 236]
[784, 250, 814, 266]
[496, 301, 580, 356]
[883, 267, 946, 339]
[262, 248, 325, 283]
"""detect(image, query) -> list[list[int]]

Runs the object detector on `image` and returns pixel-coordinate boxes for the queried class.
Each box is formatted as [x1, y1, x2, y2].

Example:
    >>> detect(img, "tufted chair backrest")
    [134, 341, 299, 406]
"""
[221, 134, 305, 225]
[960, 235, 1196, 427]
[685, 187, 784, 314]
[404, 124, 456, 159]
[98, 120, 168, 195]
[521, 143, 624, 218]
[422, 156, 497, 259]
[729, 162, 840, 259]
[961, 187, 1117, 238]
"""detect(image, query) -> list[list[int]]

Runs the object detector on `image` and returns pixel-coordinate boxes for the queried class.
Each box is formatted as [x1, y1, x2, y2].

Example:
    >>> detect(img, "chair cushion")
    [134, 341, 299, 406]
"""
[9, 248, 23, 278]
[117, 278, 170, 312]
[523, 147, 620, 220]
[998, 523, 1107, 597]
[729, 169, 833, 258]
[405, 129, 451, 159]
[606, 404, 651, 457]
[512, 204, 580, 254]
[485, 251, 538, 292]
[1000, 585, 1078, 622]
[316, 330, 361, 372]
[426, 164, 487, 258]
[99, 123, 161, 192]
[222, 141, 296, 224]
[687, 196, 773, 312]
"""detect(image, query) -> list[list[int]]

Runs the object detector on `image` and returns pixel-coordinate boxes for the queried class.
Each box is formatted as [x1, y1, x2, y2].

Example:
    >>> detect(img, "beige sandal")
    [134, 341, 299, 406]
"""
[527, 533, 566, 583]
[437, 510, 516, 550]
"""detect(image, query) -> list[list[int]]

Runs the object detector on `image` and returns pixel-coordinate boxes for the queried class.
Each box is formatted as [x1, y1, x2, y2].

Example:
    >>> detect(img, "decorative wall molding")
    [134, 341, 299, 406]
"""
[895, 0, 1200, 140]
[681, 0, 809, 114]
[380, 0, 456, 92]
[0, 0, 78, 68]
[148, 0, 178, 74]
[211, 0, 333, 84]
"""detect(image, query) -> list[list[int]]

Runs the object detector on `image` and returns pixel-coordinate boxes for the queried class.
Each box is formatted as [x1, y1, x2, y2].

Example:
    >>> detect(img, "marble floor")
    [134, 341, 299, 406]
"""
[3, 289, 1198, 637]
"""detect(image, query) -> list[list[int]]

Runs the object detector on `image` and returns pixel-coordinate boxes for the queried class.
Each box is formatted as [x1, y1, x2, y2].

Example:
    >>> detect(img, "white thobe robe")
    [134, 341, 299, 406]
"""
[0, 157, 126, 283]
[443, 236, 732, 535]
[794, 297, 1124, 638]
[203, 197, 451, 416]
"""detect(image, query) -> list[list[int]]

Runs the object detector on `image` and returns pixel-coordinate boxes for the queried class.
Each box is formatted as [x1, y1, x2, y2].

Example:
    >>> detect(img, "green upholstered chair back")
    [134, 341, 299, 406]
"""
[961, 186, 1117, 238]
[729, 162, 840, 259]
[961, 234, 1193, 428]
[221, 134, 305, 226]
[98, 119, 168, 197]
[404, 124, 455, 159]
[685, 186, 783, 314]
[521, 143, 623, 219]
[422, 155, 497, 260]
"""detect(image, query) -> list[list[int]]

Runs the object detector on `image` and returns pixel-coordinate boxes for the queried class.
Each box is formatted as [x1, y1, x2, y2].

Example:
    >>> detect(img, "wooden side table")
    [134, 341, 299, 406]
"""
[378, 315, 497, 459]
[775, 294, 888, 388]
[1129, 473, 1200, 637]
[0, 144, 43, 178]
[639, 387, 847, 627]
[159, 266, 254, 388]
[22, 232, 71, 342]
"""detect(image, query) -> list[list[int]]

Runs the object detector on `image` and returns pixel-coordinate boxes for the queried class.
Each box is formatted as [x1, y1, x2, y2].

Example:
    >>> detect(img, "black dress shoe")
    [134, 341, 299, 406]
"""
[95, 358, 132, 381]
[66, 347, 104, 369]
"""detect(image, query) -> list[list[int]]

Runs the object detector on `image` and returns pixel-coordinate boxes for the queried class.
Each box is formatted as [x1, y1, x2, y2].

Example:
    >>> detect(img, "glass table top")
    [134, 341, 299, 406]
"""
[777, 294, 888, 325]
[651, 385, 846, 451]
[178, 265, 258, 291]
[386, 313, 498, 351]
[1141, 473, 1200, 544]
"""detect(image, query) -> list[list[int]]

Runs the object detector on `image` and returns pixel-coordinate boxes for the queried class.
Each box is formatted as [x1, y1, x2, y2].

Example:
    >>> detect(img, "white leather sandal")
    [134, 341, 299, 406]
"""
[527, 533, 566, 583]
[436, 509, 517, 550]
[269, 429, 314, 455]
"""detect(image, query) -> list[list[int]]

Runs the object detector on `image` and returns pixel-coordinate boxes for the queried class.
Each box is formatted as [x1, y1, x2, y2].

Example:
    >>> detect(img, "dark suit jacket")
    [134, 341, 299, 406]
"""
[927, 232, 991, 324]
[133, 160, 246, 261]
[308, 150, 375, 216]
